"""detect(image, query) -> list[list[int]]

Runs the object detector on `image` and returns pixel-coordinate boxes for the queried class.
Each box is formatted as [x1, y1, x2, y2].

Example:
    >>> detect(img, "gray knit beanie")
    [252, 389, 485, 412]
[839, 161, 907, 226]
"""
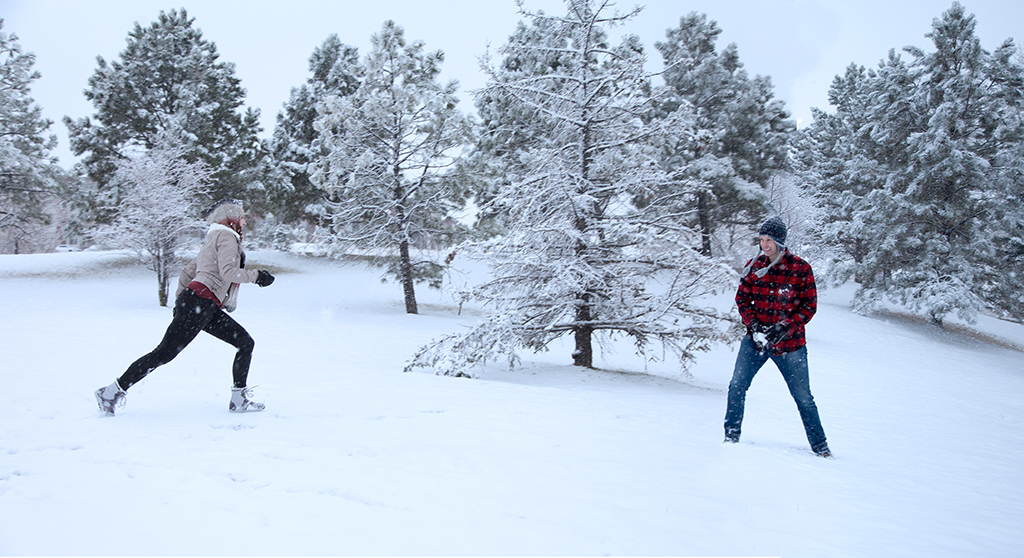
[758, 216, 787, 248]
[206, 199, 244, 224]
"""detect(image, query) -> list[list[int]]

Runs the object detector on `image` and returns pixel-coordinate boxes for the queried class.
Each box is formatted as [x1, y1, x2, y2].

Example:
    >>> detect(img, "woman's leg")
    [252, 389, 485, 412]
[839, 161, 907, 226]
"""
[201, 310, 255, 388]
[117, 291, 218, 390]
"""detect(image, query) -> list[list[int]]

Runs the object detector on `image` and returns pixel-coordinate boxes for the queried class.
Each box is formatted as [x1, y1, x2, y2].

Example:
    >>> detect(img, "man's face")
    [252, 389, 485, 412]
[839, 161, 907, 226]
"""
[760, 235, 779, 259]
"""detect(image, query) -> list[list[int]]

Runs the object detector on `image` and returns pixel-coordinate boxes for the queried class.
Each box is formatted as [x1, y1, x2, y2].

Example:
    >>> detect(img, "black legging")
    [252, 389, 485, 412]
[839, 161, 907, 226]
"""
[118, 288, 255, 390]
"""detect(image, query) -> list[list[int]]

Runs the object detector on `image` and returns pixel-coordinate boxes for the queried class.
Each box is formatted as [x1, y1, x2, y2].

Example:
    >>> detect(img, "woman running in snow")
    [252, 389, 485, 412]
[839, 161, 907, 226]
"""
[95, 199, 275, 416]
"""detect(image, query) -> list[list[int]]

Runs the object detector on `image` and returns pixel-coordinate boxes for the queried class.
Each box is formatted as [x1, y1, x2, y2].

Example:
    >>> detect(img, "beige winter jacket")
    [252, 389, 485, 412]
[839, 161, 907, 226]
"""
[176, 224, 259, 311]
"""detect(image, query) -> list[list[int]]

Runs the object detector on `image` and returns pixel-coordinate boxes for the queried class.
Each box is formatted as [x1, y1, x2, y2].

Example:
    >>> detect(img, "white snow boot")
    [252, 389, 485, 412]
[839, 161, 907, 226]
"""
[95, 380, 125, 417]
[229, 387, 265, 413]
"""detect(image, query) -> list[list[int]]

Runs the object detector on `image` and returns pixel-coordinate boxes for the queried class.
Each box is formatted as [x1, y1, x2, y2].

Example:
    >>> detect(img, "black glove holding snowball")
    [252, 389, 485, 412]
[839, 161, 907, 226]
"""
[749, 320, 771, 334]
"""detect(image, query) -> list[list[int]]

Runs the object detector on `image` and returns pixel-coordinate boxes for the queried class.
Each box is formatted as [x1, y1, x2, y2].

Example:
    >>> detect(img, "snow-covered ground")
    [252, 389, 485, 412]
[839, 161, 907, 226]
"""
[0, 250, 1021, 557]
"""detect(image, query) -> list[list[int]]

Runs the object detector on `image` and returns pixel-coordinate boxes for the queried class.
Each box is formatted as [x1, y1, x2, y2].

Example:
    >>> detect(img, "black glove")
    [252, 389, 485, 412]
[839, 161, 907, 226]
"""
[749, 320, 771, 334]
[765, 322, 789, 345]
[255, 269, 275, 287]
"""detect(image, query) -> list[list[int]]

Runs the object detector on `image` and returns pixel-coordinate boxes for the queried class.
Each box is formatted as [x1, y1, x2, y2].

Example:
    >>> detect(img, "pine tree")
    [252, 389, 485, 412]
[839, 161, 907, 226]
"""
[470, 12, 576, 234]
[310, 21, 473, 314]
[407, 0, 738, 377]
[794, 62, 892, 283]
[798, 2, 1024, 325]
[91, 136, 210, 306]
[266, 34, 360, 224]
[63, 9, 262, 221]
[893, 3, 1024, 324]
[985, 41, 1024, 323]
[0, 19, 61, 249]
[654, 13, 794, 258]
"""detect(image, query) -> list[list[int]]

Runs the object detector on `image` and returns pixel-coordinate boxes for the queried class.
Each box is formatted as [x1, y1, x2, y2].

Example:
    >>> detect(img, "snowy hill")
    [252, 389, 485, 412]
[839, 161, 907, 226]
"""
[0, 250, 1021, 557]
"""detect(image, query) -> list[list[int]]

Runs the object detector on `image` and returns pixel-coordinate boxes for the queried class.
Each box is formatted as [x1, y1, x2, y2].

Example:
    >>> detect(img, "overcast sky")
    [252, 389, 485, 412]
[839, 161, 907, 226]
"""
[4, 0, 1023, 168]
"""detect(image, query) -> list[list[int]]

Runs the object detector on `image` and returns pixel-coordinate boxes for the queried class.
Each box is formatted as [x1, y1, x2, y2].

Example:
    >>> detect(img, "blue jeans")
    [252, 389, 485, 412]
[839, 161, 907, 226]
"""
[724, 335, 828, 452]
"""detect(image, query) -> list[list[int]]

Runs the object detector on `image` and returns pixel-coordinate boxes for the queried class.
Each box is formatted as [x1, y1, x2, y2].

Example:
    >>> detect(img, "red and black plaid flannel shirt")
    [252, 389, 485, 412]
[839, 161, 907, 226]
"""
[736, 250, 817, 355]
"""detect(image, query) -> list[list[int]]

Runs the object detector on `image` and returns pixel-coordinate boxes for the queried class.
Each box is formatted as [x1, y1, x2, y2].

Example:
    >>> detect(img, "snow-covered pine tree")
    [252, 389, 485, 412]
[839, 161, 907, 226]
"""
[985, 41, 1024, 323]
[64, 9, 262, 221]
[798, 2, 1024, 325]
[0, 19, 62, 252]
[794, 62, 893, 284]
[653, 12, 794, 258]
[310, 21, 473, 314]
[91, 137, 210, 306]
[890, 3, 1024, 325]
[470, 12, 576, 235]
[266, 34, 360, 225]
[406, 0, 739, 377]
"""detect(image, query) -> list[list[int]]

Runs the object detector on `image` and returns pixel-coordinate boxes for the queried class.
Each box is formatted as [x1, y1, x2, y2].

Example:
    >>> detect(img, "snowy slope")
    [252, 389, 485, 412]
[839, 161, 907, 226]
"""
[0, 250, 1021, 557]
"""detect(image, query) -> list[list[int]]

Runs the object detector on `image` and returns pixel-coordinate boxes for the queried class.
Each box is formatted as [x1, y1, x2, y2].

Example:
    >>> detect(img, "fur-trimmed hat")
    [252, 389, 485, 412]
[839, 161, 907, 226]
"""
[206, 199, 244, 224]
[758, 216, 787, 248]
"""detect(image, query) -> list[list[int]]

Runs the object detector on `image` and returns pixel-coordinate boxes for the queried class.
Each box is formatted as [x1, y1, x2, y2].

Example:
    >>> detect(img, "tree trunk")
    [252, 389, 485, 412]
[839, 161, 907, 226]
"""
[573, 61, 596, 368]
[697, 191, 713, 257]
[572, 292, 594, 367]
[399, 239, 418, 314]
[156, 255, 169, 307]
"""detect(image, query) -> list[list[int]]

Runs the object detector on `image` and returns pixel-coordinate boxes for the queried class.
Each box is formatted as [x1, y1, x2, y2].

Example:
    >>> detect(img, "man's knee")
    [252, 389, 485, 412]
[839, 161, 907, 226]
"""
[790, 385, 817, 409]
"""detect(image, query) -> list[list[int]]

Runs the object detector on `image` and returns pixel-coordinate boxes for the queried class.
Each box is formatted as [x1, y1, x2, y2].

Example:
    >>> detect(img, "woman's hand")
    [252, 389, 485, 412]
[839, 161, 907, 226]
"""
[255, 270, 275, 287]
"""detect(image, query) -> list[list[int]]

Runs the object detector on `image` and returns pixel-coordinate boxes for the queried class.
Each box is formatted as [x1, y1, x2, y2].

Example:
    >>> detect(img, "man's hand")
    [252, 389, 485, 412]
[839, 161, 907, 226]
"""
[749, 320, 771, 334]
[766, 322, 789, 345]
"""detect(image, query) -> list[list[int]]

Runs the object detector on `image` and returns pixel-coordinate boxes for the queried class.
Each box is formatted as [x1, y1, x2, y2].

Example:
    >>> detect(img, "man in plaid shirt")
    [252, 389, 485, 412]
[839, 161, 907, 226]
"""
[724, 217, 831, 458]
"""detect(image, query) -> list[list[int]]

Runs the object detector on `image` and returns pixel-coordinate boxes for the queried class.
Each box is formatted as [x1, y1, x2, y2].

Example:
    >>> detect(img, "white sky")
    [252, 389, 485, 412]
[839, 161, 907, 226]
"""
[4, 0, 1023, 168]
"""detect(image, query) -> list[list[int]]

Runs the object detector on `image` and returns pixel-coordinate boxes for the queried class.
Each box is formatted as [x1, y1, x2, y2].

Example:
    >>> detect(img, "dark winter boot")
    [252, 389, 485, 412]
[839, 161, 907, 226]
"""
[95, 380, 125, 417]
[229, 387, 265, 413]
[724, 427, 740, 444]
[813, 444, 833, 459]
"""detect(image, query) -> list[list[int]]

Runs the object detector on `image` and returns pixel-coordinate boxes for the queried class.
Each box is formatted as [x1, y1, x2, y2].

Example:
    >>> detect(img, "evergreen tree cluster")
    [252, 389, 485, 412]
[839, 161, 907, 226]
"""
[653, 12, 793, 257]
[408, 0, 744, 374]
[3, 1, 1022, 373]
[265, 34, 360, 225]
[796, 2, 1024, 325]
[63, 9, 262, 221]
